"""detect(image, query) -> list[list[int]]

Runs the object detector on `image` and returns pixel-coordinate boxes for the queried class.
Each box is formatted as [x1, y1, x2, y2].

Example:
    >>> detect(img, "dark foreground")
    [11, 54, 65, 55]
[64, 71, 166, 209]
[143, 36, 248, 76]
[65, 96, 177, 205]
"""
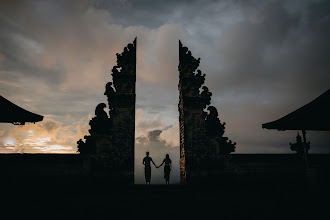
[1, 182, 328, 220]
[1, 154, 330, 219]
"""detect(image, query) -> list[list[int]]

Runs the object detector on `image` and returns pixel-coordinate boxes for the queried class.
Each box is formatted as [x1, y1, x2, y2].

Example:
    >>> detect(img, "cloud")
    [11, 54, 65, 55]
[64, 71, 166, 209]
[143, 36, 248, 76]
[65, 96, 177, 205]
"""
[0, 117, 85, 153]
[195, 0, 330, 153]
[137, 23, 182, 84]
[73, 115, 92, 143]
[0, 0, 183, 154]
[158, 121, 179, 147]
[135, 108, 166, 138]
[0, 79, 21, 88]
[1, 0, 330, 157]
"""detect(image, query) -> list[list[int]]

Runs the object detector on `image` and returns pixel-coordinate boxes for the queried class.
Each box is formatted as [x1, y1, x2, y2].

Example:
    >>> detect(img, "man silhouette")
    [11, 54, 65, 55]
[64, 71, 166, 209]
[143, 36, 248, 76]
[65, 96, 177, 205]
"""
[142, 152, 157, 185]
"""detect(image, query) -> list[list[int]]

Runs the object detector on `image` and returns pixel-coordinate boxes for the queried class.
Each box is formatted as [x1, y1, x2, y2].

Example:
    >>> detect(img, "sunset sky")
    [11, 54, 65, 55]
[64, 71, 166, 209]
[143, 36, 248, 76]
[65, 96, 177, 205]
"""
[1, 0, 330, 183]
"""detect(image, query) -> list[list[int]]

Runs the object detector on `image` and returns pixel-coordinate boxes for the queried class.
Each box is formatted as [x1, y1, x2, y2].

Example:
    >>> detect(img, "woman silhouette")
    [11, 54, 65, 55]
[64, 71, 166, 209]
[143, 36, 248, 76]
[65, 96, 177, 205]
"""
[157, 154, 172, 184]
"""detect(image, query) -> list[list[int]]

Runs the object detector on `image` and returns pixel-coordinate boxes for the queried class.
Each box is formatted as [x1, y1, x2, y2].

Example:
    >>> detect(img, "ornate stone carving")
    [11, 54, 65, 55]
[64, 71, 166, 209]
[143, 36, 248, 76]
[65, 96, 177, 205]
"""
[104, 82, 115, 112]
[77, 38, 136, 177]
[178, 40, 236, 183]
[290, 132, 310, 155]
[201, 86, 212, 107]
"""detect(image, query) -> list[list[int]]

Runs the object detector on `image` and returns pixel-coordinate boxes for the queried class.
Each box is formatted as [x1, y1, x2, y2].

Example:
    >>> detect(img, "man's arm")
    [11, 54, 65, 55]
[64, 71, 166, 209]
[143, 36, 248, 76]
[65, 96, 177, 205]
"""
[151, 158, 157, 167]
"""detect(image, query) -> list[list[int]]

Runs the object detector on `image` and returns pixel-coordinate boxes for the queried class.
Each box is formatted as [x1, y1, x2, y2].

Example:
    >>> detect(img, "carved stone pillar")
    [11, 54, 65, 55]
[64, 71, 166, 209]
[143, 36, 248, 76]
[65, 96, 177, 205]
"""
[178, 40, 236, 184]
[77, 38, 136, 184]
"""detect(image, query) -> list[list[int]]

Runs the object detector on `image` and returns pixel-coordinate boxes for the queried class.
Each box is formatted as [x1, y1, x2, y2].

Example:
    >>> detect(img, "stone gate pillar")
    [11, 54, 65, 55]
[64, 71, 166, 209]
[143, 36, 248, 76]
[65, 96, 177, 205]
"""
[178, 40, 208, 183]
[111, 38, 136, 181]
[178, 40, 236, 184]
[78, 38, 136, 184]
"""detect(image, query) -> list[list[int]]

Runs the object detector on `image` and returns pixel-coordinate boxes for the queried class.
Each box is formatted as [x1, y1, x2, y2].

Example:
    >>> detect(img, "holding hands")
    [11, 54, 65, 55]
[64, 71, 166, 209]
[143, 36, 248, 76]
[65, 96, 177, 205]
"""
[155, 158, 167, 168]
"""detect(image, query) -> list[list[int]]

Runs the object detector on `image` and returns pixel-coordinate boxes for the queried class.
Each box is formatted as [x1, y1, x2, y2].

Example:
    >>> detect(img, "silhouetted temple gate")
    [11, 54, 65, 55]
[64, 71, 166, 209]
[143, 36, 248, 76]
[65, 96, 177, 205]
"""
[2, 39, 330, 193]
[178, 41, 236, 184]
[76, 39, 236, 184]
[77, 38, 136, 184]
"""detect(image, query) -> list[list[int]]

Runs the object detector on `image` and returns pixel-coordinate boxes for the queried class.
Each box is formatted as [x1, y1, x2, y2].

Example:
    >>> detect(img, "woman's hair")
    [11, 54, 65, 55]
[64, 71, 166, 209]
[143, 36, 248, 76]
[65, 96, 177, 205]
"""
[166, 154, 169, 159]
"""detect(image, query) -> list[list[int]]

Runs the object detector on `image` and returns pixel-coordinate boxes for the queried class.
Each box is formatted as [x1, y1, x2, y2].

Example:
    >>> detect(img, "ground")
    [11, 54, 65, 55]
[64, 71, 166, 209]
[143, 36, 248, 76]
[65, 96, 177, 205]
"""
[1, 182, 328, 220]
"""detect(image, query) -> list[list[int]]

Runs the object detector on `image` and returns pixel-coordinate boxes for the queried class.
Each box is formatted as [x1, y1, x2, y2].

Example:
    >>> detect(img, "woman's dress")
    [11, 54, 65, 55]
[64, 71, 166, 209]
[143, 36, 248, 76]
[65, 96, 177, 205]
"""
[163, 159, 171, 181]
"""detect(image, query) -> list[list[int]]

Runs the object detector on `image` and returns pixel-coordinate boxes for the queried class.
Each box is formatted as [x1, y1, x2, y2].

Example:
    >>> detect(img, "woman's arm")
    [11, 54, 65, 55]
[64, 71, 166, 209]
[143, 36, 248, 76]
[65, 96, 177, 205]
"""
[157, 159, 165, 168]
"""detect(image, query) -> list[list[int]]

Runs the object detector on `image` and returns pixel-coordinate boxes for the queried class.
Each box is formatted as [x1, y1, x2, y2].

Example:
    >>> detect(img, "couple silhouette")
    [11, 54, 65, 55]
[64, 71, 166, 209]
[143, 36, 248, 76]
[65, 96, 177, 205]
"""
[142, 152, 172, 185]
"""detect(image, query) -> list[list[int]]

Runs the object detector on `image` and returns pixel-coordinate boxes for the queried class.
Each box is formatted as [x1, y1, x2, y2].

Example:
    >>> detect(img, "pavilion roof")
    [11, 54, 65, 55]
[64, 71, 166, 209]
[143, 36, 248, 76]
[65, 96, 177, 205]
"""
[0, 95, 43, 125]
[262, 89, 330, 131]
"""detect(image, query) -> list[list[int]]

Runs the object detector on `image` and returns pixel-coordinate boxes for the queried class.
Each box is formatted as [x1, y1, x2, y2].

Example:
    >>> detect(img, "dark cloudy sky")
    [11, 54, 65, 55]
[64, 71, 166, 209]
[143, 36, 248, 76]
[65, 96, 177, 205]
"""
[1, 0, 330, 183]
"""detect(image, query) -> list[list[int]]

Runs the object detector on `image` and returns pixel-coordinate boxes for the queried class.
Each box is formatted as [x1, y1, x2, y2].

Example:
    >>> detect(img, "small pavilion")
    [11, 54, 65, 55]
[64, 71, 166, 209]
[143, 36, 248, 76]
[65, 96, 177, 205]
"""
[262, 89, 330, 167]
